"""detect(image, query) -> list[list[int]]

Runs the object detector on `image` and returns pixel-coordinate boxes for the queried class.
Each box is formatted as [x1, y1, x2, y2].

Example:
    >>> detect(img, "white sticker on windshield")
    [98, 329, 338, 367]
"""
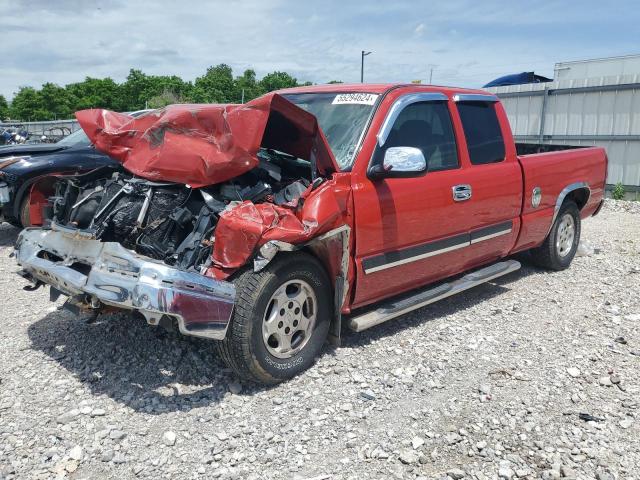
[332, 93, 379, 105]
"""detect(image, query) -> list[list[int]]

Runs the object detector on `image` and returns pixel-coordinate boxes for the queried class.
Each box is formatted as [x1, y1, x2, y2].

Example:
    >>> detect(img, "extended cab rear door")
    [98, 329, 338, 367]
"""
[452, 94, 522, 271]
[350, 89, 522, 309]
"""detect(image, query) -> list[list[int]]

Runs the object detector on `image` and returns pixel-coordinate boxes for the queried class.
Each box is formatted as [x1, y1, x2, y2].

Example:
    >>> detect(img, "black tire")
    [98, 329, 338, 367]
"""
[529, 200, 581, 271]
[215, 252, 332, 384]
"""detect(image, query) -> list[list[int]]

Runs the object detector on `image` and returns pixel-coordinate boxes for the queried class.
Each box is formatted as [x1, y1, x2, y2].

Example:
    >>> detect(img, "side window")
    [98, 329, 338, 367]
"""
[385, 101, 459, 171]
[457, 102, 506, 165]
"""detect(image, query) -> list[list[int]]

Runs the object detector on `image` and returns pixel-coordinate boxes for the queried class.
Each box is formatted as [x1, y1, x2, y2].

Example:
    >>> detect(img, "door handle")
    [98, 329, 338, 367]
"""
[452, 184, 472, 202]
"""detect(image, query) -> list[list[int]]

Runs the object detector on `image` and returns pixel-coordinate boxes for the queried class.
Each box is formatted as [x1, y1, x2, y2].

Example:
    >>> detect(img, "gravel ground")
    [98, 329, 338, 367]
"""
[0, 200, 638, 480]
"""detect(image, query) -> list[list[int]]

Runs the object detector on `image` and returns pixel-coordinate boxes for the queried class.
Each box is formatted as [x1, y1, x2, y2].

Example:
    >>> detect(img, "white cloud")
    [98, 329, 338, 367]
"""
[0, 0, 637, 99]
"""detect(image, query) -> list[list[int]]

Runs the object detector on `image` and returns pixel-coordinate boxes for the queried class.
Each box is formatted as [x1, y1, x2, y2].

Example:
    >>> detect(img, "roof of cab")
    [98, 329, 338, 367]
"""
[276, 83, 490, 96]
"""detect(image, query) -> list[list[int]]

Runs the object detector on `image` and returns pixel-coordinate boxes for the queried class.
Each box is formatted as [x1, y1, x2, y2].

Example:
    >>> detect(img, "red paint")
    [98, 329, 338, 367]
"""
[75, 93, 337, 188]
[27, 176, 59, 226]
[207, 173, 353, 280]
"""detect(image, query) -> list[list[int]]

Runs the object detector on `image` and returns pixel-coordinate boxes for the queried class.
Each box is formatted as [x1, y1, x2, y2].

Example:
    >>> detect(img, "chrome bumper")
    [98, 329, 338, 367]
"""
[15, 226, 235, 340]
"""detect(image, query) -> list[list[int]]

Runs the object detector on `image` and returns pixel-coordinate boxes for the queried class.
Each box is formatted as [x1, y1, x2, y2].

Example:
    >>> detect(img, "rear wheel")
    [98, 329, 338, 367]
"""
[529, 200, 580, 270]
[215, 252, 332, 384]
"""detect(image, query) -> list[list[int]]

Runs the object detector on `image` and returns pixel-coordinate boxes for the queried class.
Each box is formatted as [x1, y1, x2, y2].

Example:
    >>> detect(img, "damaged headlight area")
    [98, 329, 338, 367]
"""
[45, 148, 313, 273]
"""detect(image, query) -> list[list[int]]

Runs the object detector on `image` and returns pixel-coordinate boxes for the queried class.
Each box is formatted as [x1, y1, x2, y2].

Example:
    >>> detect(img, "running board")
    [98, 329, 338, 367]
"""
[348, 260, 521, 332]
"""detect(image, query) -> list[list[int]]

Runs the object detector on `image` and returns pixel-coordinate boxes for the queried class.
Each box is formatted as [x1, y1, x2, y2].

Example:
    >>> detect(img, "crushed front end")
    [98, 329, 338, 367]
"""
[15, 224, 236, 339]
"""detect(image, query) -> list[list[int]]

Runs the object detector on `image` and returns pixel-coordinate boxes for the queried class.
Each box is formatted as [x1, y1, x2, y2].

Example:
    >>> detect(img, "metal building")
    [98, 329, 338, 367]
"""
[485, 54, 640, 194]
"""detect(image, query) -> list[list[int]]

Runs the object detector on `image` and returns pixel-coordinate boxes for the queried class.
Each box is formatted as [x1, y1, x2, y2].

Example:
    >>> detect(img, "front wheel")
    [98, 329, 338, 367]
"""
[215, 252, 332, 384]
[529, 200, 581, 271]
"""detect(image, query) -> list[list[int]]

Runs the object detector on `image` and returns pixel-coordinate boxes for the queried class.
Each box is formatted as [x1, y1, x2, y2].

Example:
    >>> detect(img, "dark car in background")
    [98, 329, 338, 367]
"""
[0, 110, 151, 226]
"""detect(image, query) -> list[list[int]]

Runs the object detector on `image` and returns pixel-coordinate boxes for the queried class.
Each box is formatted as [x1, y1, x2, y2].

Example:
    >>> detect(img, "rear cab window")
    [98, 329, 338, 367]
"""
[457, 102, 506, 165]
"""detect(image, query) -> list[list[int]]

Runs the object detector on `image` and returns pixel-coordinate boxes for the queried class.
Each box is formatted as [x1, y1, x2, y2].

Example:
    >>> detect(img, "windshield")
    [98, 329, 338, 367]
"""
[57, 129, 91, 147]
[283, 92, 378, 170]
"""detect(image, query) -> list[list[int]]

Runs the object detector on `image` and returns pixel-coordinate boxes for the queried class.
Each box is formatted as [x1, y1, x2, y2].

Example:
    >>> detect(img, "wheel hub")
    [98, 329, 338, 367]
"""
[262, 279, 317, 359]
[556, 213, 575, 258]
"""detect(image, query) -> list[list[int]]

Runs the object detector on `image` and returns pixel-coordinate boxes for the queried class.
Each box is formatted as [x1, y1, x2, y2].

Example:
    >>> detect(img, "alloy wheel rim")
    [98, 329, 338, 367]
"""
[556, 213, 575, 258]
[262, 279, 317, 359]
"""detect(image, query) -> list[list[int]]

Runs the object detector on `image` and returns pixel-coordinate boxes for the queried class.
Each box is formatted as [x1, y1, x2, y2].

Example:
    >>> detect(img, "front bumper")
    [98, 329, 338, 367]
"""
[15, 226, 235, 340]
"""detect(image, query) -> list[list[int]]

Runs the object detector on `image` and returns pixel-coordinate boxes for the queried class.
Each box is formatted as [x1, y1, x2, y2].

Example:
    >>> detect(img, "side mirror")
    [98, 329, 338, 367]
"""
[369, 146, 427, 179]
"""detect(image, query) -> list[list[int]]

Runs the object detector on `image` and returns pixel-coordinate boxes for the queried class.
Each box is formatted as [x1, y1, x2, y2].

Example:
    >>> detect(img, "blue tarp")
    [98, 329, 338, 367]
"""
[483, 72, 552, 88]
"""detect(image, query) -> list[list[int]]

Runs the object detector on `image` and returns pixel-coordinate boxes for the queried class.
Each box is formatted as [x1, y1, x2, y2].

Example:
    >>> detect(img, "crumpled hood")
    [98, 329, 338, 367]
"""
[75, 93, 338, 188]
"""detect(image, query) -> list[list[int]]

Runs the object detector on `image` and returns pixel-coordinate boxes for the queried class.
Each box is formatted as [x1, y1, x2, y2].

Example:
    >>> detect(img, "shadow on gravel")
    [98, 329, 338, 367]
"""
[0, 223, 20, 247]
[27, 309, 257, 413]
[341, 263, 534, 348]
[25, 260, 537, 411]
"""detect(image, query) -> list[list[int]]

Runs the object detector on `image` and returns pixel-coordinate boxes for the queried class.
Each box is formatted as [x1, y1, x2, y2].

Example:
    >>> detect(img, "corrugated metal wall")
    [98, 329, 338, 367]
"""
[486, 74, 640, 188]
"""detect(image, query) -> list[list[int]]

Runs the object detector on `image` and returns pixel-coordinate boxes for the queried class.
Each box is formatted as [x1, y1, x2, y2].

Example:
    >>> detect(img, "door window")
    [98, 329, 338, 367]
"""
[457, 102, 506, 165]
[385, 101, 459, 171]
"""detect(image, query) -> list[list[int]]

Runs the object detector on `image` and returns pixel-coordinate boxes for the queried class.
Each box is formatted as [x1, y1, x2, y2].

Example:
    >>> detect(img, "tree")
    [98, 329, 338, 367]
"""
[119, 69, 152, 111]
[39, 83, 73, 119]
[192, 64, 235, 103]
[147, 88, 190, 108]
[0, 95, 8, 121]
[328, 80, 343, 84]
[66, 77, 121, 111]
[259, 71, 298, 92]
[9, 87, 44, 121]
[233, 69, 263, 103]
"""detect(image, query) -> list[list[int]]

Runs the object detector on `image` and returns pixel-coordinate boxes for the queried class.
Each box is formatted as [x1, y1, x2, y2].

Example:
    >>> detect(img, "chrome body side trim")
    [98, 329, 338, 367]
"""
[453, 93, 499, 103]
[364, 241, 469, 274]
[15, 228, 235, 340]
[363, 220, 514, 274]
[377, 92, 448, 147]
[470, 228, 512, 244]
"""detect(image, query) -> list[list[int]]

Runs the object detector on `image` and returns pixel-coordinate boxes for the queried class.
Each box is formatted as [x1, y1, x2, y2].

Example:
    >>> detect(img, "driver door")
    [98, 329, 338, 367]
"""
[351, 95, 476, 308]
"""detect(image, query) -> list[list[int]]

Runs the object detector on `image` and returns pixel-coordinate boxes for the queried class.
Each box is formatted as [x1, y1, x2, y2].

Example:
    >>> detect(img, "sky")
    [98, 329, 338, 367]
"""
[1, 0, 639, 100]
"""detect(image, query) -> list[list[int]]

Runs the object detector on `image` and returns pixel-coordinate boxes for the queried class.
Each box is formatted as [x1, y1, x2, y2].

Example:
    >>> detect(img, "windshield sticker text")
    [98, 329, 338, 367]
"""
[332, 93, 378, 105]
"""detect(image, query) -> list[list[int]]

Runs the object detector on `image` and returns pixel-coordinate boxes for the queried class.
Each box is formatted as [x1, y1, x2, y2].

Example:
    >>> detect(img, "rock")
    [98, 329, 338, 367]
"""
[614, 336, 627, 344]
[567, 367, 581, 378]
[162, 431, 177, 446]
[499, 466, 515, 479]
[56, 409, 80, 424]
[65, 460, 79, 473]
[610, 375, 621, 385]
[596, 473, 614, 480]
[476, 440, 487, 450]
[412, 436, 425, 449]
[90, 408, 106, 417]
[398, 450, 419, 464]
[599, 376, 612, 387]
[101, 450, 114, 462]
[272, 397, 284, 405]
[360, 390, 376, 401]
[561, 465, 576, 478]
[109, 429, 127, 440]
[445, 432, 462, 445]
[447, 468, 466, 479]
[619, 418, 633, 429]
[340, 403, 353, 412]
[113, 452, 127, 464]
[576, 241, 595, 257]
[228, 382, 242, 394]
[68, 446, 83, 461]
[478, 384, 491, 395]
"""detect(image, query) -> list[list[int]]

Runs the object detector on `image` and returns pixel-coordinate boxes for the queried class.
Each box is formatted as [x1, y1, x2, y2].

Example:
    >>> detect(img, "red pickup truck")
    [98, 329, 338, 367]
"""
[15, 83, 607, 384]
